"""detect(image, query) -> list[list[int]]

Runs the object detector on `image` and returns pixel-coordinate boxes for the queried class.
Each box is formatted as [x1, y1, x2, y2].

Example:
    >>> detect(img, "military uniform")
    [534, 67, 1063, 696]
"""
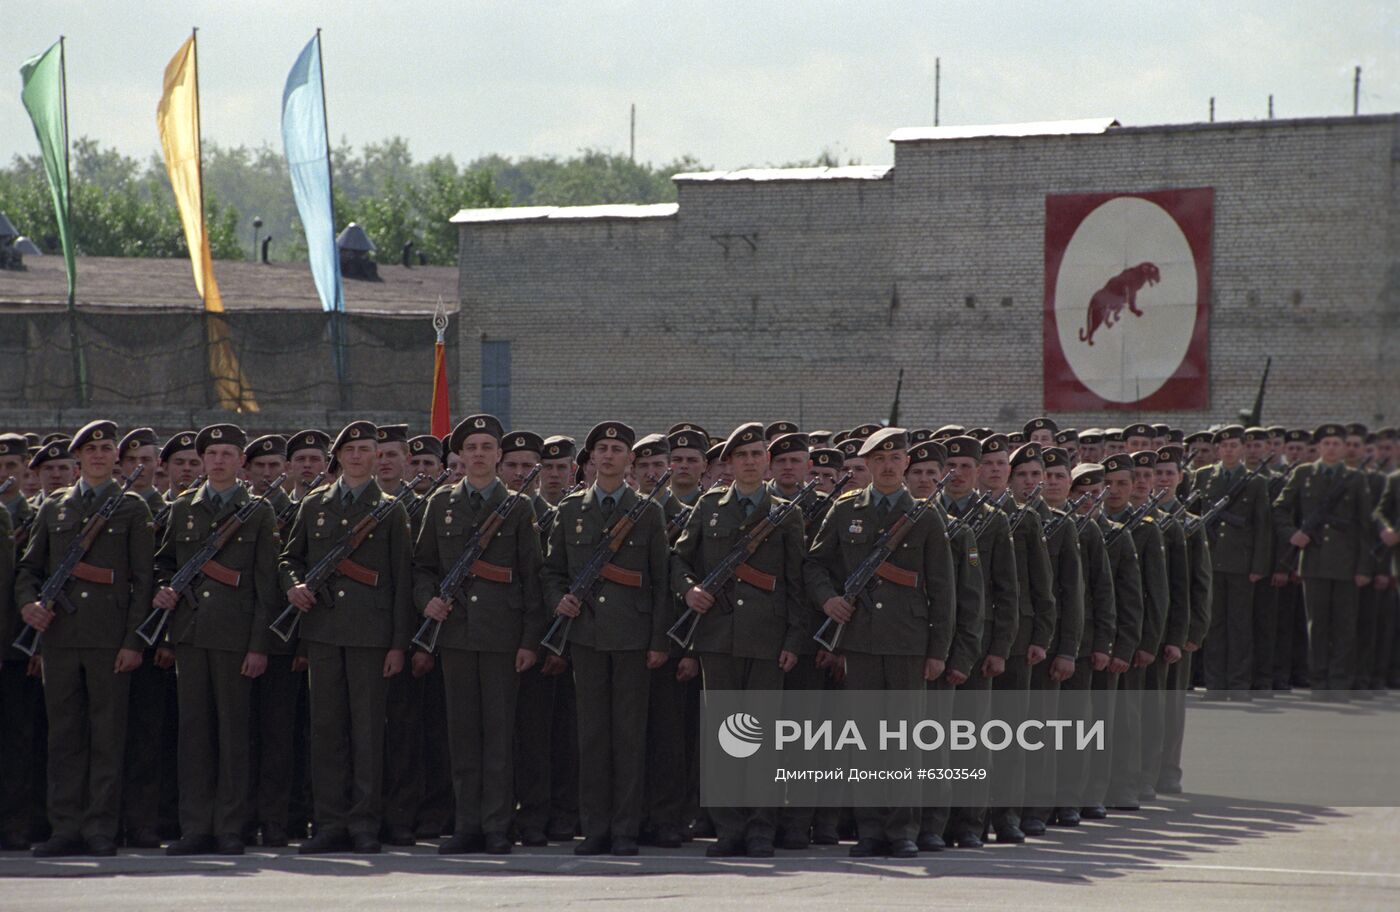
[158, 427, 281, 853]
[672, 424, 806, 855]
[1372, 470, 1400, 688]
[16, 421, 155, 855]
[414, 416, 546, 853]
[804, 428, 955, 855]
[279, 421, 414, 852]
[1272, 428, 1376, 697]
[541, 421, 672, 855]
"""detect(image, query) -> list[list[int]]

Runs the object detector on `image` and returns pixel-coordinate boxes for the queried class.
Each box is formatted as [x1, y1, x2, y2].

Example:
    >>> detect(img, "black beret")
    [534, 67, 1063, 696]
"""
[1078, 428, 1105, 445]
[967, 427, 994, 441]
[1104, 428, 1125, 442]
[245, 434, 287, 459]
[943, 436, 982, 461]
[667, 430, 706, 454]
[1212, 425, 1245, 443]
[22, 433, 39, 447]
[1184, 431, 1213, 445]
[0, 434, 26, 458]
[450, 414, 505, 452]
[287, 429, 331, 457]
[503, 431, 545, 456]
[1042, 447, 1071, 469]
[118, 427, 157, 455]
[375, 424, 409, 445]
[1345, 422, 1369, 438]
[1284, 429, 1310, 443]
[586, 421, 636, 451]
[1131, 450, 1158, 469]
[1243, 427, 1270, 442]
[1151, 423, 1172, 437]
[70, 420, 118, 453]
[720, 422, 765, 461]
[982, 433, 1010, 455]
[1267, 426, 1287, 438]
[1007, 432, 1026, 445]
[331, 420, 378, 454]
[1376, 427, 1396, 441]
[1055, 429, 1079, 444]
[1102, 453, 1135, 475]
[932, 424, 965, 440]
[1024, 417, 1058, 436]
[1071, 463, 1105, 487]
[541, 435, 576, 460]
[811, 447, 845, 469]
[196, 424, 247, 454]
[408, 435, 444, 460]
[837, 439, 861, 459]
[29, 440, 72, 469]
[768, 432, 811, 458]
[857, 427, 907, 457]
[1009, 443, 1042, 468]
[161, 431, 199, 463]
[850, 422, 882, 441]
[1156, 445, 1184, 466]
[1123, 423, 1154, 439]
[807, 430, 834, 446]
[667, 422, 710, 441]
[1167, 429, 1185, 444]
[1313, 423, 1346, 443]
[40, 432, 67, 446]
[909, 428, 934, 444]
[705, 443, 725, 463]
[764, 420, 799, 441]
[908, 440, 947, 467]
[632, 433, 670, 460]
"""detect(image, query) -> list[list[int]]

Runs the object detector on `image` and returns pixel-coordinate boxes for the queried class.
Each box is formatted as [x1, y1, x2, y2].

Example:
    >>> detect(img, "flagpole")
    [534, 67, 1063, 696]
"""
[59, 34, 85, 407]
[190, 27, 216, 408]
[316, 27, 348, 409]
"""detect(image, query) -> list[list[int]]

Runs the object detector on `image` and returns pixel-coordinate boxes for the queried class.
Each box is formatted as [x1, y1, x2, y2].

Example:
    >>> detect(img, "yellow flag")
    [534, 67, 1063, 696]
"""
[156, 36, 258, 412]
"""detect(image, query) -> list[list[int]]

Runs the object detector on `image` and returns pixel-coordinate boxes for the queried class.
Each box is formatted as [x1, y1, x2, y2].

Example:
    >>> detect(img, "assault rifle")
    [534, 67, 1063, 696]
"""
[1276, 459, 1370, 572]
[277, 471, 326, 530]
[1104, 490, 1167, 547]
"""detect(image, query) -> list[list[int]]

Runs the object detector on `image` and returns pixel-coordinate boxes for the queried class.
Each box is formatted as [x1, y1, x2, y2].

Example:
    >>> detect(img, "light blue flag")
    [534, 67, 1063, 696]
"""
[281, 34, 343, 314]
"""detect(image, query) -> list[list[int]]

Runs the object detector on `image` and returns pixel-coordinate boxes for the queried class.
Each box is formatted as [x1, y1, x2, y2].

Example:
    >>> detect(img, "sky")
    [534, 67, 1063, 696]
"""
[3, 1, 1396, 170]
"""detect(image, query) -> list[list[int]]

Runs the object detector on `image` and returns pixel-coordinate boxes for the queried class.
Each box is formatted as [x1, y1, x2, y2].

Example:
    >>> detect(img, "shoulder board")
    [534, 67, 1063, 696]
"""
[307, 483, 334, 499]
[560, 488, 587, 503]
[837, 488, 861, 500]
[1140, 515, 1155, 524]
[698, 488, 726, 503]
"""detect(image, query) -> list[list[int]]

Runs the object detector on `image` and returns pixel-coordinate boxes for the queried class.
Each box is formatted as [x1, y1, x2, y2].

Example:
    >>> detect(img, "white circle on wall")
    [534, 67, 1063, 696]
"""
[1054, 197, 1198, 403]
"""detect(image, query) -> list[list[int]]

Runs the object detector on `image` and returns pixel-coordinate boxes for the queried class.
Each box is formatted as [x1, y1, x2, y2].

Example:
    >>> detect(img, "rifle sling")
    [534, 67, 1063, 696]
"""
[599, 561, 643, 588]
[470, 559, 513, 584]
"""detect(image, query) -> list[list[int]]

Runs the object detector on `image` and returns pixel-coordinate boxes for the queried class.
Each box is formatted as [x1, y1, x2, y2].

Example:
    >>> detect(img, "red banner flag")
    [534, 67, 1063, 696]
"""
[430, 303, 450, 437]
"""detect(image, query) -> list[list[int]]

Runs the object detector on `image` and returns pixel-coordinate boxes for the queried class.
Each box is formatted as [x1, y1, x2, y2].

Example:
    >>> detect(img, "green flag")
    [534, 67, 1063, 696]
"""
[20, 40, 75, 298]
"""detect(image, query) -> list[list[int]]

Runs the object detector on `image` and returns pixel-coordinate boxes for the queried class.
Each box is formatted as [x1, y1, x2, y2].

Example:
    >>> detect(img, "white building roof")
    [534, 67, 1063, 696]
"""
[672, 165, 892, 183]
[888, 118, 1119, 143]
[450, 202, 678, 224]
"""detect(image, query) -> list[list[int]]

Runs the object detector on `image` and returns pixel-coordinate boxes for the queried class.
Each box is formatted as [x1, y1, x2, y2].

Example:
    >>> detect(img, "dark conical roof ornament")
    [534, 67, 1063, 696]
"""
[336, 222, 375, 253]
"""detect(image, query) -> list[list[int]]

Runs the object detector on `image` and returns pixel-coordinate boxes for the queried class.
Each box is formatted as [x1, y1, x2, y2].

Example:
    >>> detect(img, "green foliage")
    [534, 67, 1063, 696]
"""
[0, 137, 712, 265]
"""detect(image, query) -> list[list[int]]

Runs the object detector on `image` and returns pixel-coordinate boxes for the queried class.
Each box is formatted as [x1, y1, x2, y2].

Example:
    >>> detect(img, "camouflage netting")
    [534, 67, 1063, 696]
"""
[0, 308, 457, 414]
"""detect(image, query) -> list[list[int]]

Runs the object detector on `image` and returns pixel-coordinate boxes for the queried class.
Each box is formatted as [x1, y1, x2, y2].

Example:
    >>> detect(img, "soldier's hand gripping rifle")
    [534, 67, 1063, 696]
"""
[134, 475, 286, 646]
[539, 470, 673, 656]
[404, 469, 452, 523]
[1104, 489, 1167, 547]
[411, 465, 541, 653]
[268, 482, 416, 643]
[804, 471, 854, 530]
[1073, 489, 1108, 534]
[1187, 461, 1270, 537]
[1005, 483, 1045, 536]
[13, 467, 145, 657]
[1276, 458, 1370, 572]
[277, 471, 325, 530]
[813, 472, 954, 652]
[667, 479, 819, 649]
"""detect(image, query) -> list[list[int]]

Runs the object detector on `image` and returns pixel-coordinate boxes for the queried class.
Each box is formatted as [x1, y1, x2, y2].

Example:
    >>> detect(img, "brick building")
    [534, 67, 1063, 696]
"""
[453, 114, 1399, 440]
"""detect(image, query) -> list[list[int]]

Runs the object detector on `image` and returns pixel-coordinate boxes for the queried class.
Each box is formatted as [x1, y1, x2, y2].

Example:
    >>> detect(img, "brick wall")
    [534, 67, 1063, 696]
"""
[457, 116, 1400, 441]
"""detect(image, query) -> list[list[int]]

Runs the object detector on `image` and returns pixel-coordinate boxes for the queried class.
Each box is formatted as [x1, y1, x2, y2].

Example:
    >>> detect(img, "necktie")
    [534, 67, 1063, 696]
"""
[82, 489, 95, 509]
[741, 498, 755, 519]
[601, 496, 615, 519]
[470, 492, 484, 511]
[876, 496, 890, 522]
[342, 488, 355, 508]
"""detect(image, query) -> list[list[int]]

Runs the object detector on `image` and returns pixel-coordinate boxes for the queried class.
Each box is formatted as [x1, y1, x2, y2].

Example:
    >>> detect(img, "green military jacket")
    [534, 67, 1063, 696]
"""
[1272, 462, 1375, 580]
[1183, 513, 1213, 647]
[1374, 471, 1400, 577]
[154, 483, 280, 654]
[1191, 463, 1273, 577]
[411, 479, 546, 653]
[943, 519, 986, 677]
[278, 480, 414, 651]
[1154, 504, 1192, 652]
[15, 482, 154, 652]
[1037, 501, 1085, 660]
[804, 486, 955, 660]
[1096, 514, 1144, 660]
[3, 494, 35, 661]
[1001, 495, 1057, 653]
[1109, 508, 1168, 656]
[1074, 514, 1117, 658]
[671, 485, 806, 658]
[946, 494, 1018, 660]
[542, 484, 672, 653]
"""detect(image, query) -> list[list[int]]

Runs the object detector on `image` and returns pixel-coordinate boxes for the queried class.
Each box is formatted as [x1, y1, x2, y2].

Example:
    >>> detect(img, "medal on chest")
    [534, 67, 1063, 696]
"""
[849, 519, 863, 534]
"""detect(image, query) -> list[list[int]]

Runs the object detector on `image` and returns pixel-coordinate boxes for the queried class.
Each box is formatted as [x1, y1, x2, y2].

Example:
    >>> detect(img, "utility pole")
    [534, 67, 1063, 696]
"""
[1209, 97, 1215, 123]
[630, 103, 636, 162]
[1268, 95, 1273, 119]
[1353, 66, 1361, 115]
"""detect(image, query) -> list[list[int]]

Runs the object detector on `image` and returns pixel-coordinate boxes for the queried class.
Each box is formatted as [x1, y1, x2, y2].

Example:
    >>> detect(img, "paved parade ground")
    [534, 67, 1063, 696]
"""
[3, 801, 1397, 912]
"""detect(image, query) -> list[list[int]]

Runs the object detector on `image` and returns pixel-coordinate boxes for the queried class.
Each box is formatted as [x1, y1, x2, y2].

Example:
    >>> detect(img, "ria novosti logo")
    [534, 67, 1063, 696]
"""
[717, 713, 764, 759]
